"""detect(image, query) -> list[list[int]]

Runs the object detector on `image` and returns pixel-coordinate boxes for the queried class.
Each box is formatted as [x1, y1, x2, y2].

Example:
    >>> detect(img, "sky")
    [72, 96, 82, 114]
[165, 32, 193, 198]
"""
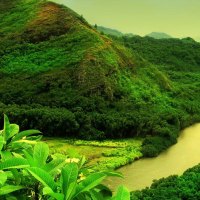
[53, 0, 200, 40]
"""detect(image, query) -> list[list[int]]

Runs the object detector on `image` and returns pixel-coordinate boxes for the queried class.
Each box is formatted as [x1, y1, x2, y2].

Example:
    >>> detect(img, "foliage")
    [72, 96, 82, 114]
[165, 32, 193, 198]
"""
[131, 164, 200, 200]
[1, 0, 200, 158]
[46, 138, 142, 171]
[0, 114, 130, 199]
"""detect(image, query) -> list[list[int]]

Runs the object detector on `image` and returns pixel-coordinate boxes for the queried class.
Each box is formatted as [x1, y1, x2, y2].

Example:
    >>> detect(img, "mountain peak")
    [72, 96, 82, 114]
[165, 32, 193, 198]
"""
[146, 32, 172, 39]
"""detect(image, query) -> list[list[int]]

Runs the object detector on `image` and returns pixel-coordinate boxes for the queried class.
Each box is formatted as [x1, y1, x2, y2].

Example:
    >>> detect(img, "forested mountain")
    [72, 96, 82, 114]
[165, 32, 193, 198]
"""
[0, 0, 141, 140]
[1, 0, 200, 157]
[145, 32, 172, 39]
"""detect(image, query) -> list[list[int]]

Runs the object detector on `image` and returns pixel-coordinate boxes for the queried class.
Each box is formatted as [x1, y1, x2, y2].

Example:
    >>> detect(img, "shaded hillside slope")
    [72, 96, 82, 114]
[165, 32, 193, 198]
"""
[0, 0, 141, 139]
[120, 35, 200, 69]
[109, 35, 200, 156]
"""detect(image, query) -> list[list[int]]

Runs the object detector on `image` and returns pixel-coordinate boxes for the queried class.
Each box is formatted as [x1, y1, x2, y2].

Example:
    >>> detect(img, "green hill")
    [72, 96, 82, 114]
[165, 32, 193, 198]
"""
[1, 0, 200, 157]
[0, 0, 140, 139]
[146, 32, 172, 39]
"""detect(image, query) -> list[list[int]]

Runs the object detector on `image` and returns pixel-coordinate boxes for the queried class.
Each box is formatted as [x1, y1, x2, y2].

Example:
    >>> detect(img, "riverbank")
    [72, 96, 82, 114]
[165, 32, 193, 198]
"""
[108, 124, 200, 192]
[44, 137, 143, 171]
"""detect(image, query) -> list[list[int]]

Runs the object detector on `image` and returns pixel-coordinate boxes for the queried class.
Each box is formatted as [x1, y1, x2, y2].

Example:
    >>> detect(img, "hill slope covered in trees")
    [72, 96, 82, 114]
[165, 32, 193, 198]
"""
[1, 0, 200, 157]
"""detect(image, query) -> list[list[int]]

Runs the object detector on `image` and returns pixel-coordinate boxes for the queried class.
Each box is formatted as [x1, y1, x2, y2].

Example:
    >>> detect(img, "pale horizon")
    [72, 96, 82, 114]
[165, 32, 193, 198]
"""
[53, 0, 200, 40]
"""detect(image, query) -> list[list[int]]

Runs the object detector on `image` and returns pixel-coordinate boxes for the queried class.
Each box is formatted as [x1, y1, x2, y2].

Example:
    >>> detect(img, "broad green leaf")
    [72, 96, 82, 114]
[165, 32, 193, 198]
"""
[27, 167, 57, 191]
[112, 186, 130, 200]
[12, 152, 23, 158]
[43, 187, 64, 200]
[0, 170, 7, 186]
[74, 172, 106, 198]
[62, 163, 78, 200]
[13, 140, 37, 145]
[26, 135, 43, 141]
[43, 158, 66, 175]
[78, 156, 86, 169]
[10, 141, 32, 151]
[12, 130, 41, 142]
[3, 114, 10, 141]
[0, 158, 29, 170]
[0, 185, 24, 196]
[0, 151, 12, 161]
[23, 150, 35, 166]
[43, 187, 53, 195]
[7, 124, 19, 140]
[33, 142, 49, 166]
[0, 136, 4, 151]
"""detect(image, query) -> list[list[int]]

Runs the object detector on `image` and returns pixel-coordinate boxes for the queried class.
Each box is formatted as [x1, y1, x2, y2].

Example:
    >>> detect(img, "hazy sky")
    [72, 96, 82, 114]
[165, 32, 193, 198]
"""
[53, 0, 200, 39]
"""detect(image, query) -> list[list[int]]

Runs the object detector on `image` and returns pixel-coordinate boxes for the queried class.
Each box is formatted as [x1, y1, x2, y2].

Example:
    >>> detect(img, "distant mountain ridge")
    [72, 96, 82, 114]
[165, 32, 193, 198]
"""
[96, 26, 124, 37]
[146, 32, 172, 39]
[96, 25, 135, 37]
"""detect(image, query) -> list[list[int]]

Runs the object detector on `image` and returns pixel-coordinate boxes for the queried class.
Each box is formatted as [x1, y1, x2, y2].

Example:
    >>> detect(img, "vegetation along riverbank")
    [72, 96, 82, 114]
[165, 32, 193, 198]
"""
[45, 137, 143, 171]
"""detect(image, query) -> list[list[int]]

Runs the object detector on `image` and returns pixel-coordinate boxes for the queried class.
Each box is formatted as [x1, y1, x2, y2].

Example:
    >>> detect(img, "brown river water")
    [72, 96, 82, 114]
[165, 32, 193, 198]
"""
[107, 124, 200, 191]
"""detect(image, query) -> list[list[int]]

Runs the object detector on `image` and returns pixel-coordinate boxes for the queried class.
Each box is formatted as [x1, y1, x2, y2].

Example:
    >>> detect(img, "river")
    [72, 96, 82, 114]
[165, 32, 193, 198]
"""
[107, 124, 200, 191]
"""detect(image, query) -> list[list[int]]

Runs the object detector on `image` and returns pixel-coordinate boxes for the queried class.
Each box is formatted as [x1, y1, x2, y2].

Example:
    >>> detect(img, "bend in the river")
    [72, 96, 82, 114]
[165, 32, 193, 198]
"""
[107, 123, 200, 191]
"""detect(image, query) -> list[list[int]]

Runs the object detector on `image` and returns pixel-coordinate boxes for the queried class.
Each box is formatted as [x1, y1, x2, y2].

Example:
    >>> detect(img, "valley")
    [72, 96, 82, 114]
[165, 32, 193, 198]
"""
[0, 0, 200, 199]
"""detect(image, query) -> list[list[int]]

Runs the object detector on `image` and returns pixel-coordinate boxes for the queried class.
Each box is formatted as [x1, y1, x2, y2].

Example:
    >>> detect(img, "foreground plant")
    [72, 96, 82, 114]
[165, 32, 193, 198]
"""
[0, 114, 130, 200]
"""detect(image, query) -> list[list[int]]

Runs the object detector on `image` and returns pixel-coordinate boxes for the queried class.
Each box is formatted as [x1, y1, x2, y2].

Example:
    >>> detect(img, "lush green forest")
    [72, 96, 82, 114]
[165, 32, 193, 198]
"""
[131, 164, 200, 200]
[1, 0, 200, 158]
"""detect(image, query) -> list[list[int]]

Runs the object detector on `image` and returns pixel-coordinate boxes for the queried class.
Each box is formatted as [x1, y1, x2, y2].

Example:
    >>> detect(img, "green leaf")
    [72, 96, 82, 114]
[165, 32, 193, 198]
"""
[74, 172, 106, 198]
[23, 150, 35, 166]
[8, 124, 19, 140]
[43, 158, 66, 175]
[33, 142, 49, 166]
[0, 151, 12, 161]
[3, 114, 11, 141]
[0, 185, 24, 196]
[43, 187, 64, 200]
[78, 156, 86, 169]
[26, 135, 43, 141]
[27, 167, 57, 191]
[0, 136, 4, 151]
[0, 170, 7, 186]
[62, 163, 78, 200]
[112, 186, 130, 200]
[10, 141, 32, 152]
[0, 158, 29, 170]
[12, 130, 41, 142]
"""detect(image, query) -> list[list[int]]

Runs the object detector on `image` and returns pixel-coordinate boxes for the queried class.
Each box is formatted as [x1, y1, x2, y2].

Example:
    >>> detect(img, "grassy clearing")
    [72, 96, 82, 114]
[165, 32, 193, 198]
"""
[44, 137, 143, 171]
